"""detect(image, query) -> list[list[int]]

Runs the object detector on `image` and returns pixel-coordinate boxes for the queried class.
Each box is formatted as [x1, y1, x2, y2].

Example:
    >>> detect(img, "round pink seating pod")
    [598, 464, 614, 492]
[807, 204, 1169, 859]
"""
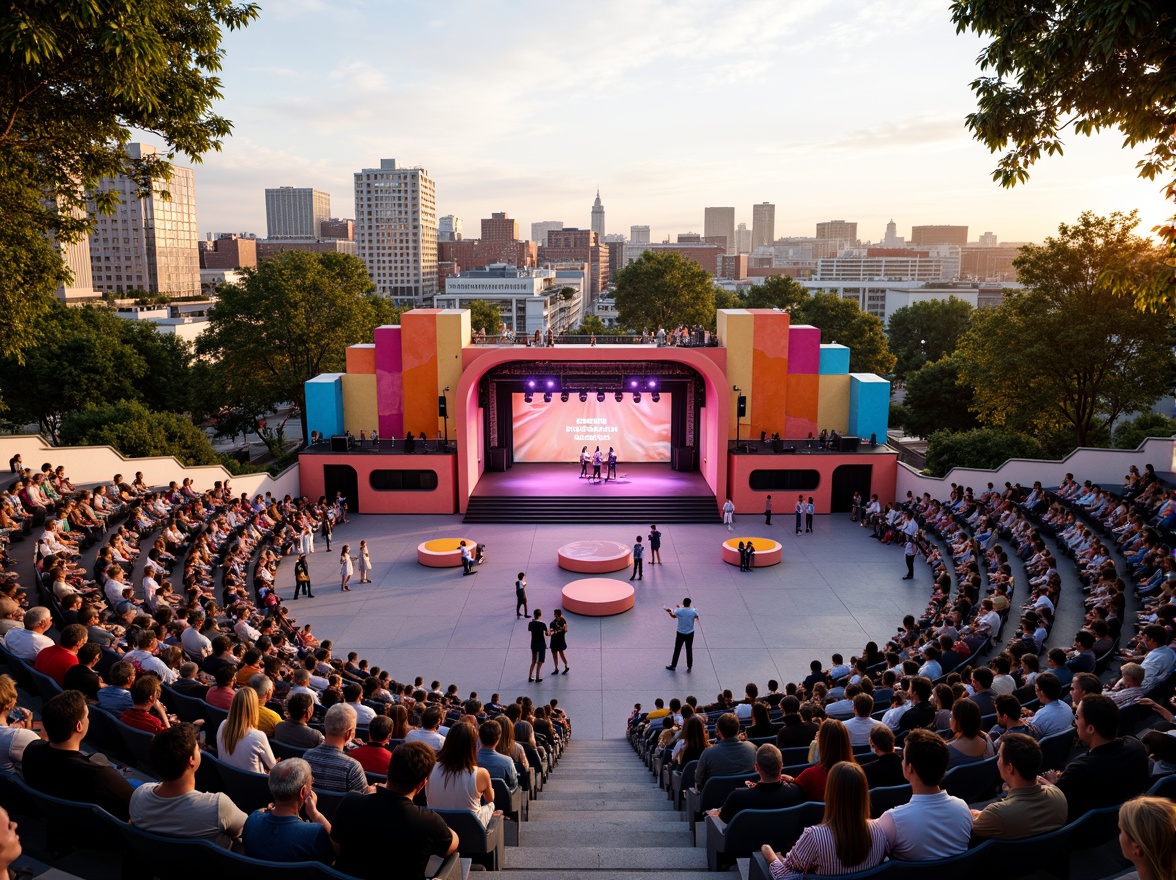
[417, 537, 477, 568]
[561, 578, 635, 617]
[557, 540, 633, 573]
[721, 537, 782, 567]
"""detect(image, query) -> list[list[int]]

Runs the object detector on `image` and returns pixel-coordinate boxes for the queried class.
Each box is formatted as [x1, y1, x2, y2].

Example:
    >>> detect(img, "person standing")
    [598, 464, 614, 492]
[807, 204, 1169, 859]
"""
[795, 495, 804, 535]
[903, 536, 917, 580]
[357, 540, 372, 584]
[665, 599, 699, 672]
[293, 554, 314, 599]
[764, 494, 772, 525]
[459, 541, 475, 576]
[606, 447, 617, 481]
[528, 611, 549, 683]
[648, 525, 662, 564]
[746, 543, 756, 570]
[738, 541, 748, 572]
[515, 573, 529, 620]
[579, 446, 589, 479]
[630, 536, 644, 581]
[592, 447, 602, 482]
[805, 497, 814, 533]
[339, 545, 354, 592]
[320, 515, 332, 552]
[851, 491, 862, 522]
[549, 609, 569, 675]
[722, 498, 735, 531]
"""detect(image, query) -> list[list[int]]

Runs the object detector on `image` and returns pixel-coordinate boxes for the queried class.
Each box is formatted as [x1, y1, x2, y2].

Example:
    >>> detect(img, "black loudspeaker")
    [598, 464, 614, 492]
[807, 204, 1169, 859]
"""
[841, 436, 860, 452]
[478, 385, 489, 408]
[330, 435, 348, 453]
[737, 395, 747, 417]
[438, 395, 448, 417]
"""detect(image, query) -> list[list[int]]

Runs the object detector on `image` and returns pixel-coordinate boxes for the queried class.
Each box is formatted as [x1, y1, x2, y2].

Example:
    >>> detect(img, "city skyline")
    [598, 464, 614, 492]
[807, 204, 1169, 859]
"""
[146, 0, 1169, 246]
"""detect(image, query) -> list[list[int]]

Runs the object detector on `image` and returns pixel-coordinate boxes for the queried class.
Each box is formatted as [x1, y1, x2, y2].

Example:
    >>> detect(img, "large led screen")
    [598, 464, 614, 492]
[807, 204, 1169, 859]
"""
[511, 393, 672, 462]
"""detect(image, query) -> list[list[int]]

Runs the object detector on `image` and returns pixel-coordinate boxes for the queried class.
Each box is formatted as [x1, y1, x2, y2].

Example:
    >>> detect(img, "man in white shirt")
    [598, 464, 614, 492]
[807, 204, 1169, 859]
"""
[288, 668, 321, 703]
[1025, 673, 1074, 740]
[345, 684, 376, 726]
[877, 728, 972, 859]
[404, 705, 446, 750]
[3, 607, 54, 662]
[181, 611, 213, 659]
[141, 565, 161, 611]
[843, 694, 886, 747]
[1139, 625, 1176, 690]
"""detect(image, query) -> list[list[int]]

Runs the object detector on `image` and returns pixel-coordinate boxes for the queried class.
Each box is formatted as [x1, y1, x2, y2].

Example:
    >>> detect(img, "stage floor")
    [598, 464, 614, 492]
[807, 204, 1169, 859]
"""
[472, 462, 711, 498]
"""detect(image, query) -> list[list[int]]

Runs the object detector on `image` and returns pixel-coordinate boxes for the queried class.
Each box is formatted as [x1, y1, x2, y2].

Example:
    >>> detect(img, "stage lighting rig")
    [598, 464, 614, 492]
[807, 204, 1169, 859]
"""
[647, 379, 659, 389]
[633, 392, 641, 403]
[597, 391, 606, 402]
[561, 392, 569, 403]
[524, 392, 533, 403]
[543, 392, 552, 403]
[579, 391, 588, 403]
[614, 391, 623, 403]
[651, 391, 660, 403]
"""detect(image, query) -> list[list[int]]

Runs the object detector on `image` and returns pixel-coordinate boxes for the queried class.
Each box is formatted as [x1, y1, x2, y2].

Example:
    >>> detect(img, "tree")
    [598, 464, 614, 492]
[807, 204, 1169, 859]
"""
[466, 300, 502, 335]
[901, 357, 979, 438]
[0, 2, 260, 362]
[950, 1, 1176, 309]
[195, 251, 381, 444]
[740, 275, 808, 311]
[954, 212, 1174, 446]
[886, 298, 975, 379]
[791, 293, 896, 376]
[925, 427, 1047, 477]
[612, 251, 716, 331]
[59, 400, 220, 467]
[1112, 412, 1176, 450]
[573, 315, 607, 335]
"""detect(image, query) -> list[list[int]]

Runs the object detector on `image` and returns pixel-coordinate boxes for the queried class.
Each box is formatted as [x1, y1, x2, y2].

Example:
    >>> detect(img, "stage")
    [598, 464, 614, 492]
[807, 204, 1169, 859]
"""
[471, 463, 710, 498]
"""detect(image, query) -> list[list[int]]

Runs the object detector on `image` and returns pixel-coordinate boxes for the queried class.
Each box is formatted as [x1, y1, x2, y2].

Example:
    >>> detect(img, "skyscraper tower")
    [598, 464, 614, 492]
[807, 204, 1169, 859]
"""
[704, 207, 736, 254]
[354, 158, 437, 305]
[752, 202, 775, 249]
[590, 189, 605, 239]
[265, 187, 331, 239]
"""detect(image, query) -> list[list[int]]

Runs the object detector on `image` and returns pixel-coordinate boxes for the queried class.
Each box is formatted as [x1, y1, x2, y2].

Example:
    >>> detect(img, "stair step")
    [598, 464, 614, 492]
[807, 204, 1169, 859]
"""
[510, 825, 693, 847]
[493, 872, 726, 880]
[524, 811, 681, 825]
[504, 846, 708, 871]
[464, 495, 720, 525]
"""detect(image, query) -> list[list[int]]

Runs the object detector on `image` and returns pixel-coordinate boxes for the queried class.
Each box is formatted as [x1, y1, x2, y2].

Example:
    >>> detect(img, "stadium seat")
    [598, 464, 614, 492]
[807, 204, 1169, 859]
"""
[706, 802, 824, 871]
[429, 809, 505, 871]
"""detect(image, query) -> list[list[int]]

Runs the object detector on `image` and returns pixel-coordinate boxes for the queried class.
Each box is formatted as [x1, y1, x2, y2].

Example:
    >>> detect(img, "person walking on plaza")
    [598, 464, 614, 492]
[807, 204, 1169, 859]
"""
[320, 515, 332, 552]
[515, 572, 529, 619]
[549, 609, 569, 675]
[357, 540, 372, 584]
[723, 498, 735, 531]
[630, 536, 644, 581]
[293, 554, 314, 599]
[903, 536, 917, 580]
[648, 525, 662, 564]
[805, 497, 815, 533]
[795, 494, 805, 535]
[764, 494, 772, 525]
[339, 545, 355, 592]
[528, 610, 550, 683]
[665, 598, 699, 672]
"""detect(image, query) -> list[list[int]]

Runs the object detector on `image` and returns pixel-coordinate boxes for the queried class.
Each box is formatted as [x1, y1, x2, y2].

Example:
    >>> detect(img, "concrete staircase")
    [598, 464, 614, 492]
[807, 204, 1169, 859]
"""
[495, 739, 721, 879]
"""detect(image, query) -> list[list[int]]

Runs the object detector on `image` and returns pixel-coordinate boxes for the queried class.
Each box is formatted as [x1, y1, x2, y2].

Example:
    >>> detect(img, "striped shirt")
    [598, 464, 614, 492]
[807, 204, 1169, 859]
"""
[769, 821, 889, 878]
[303, 743, 367, 793]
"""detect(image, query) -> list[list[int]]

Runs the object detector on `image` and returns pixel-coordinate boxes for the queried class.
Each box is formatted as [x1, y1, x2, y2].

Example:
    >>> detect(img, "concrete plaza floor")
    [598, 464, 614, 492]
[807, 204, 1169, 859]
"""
[287, 511, 938, 739]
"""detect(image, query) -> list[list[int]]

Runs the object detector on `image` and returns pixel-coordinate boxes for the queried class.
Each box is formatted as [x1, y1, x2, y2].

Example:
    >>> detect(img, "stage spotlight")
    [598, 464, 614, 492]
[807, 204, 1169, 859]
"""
[596, 391, 605, 402]
[647, 378, 658, 389]
[543, 392, 552, 403]
[579, 391, 588, 403]
[526, 379, 537, 390]
[633, 392, 641, 403]
[651, 391, 660, 403]
[546, 379, 556, 390]
[560, 391, 569, 403]
[524, 392, 533, 403]
[614, 391, 623, 403]
[629, 379, 639, 389]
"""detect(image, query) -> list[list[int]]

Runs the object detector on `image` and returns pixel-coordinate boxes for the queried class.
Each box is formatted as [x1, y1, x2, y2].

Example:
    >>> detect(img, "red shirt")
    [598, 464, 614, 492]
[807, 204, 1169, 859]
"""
[794, 763, 830, 802]
[120, 707, 165, 734]
[34, 644, 79, 686]
[350, 743, 391, 775]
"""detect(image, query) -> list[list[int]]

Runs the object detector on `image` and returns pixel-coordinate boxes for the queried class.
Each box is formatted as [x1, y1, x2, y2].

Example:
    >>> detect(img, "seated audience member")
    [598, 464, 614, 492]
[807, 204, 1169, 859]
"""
[3, 607, 53, 662]
[775, 697, 819, 749]
[97, 660, 136, 715]
[786, 718, 853, 802]
[695, 712, 756, 790]
[130, 723, 247, 848]
[946, 699, 994, 768]
[989, 694, 1032, 742]
[1138, 624, 1175, 691]
[876, 728, 972, 860]
[405, 704, 446, 750]
[250, 675, 282, 736]
[120, 675, 172, 734]
[709, 743, 803, 824]
[61, 643, 102, 701]
[275, 693, 325, 749]
[33, 623, 87, 686]
[204, 665, 237, 710]
[332, 741, 458, 880]
[1116, 796, 1176, 880]
[216, 686, 276, 774]
[897, 677, 936, 732]
[476, 719, 518, 790]
[170, 662, 208, 699]
[862, 725, 904, 789]
[22, 690, 134, 820]
[1042, 694, 1149, 823]
[761, 763, 888, 878]
[970, 733, 1068, 840]
[243, 758, 336, 863]
[427, 721, 496, 827]
[1068, 671, 1102, 708]
[1107, 663, 1148, 708]
[304, 703, 372, 794]
[843, 694, 885, 748]
[0, 674, 42, 773]
[350, 714, 394, 776]
[967, 667, 998, 716]
[1024, 672, 1074, 739]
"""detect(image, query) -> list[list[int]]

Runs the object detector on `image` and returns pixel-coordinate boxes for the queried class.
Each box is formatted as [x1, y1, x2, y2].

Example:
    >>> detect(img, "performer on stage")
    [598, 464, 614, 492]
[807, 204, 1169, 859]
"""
[579, 446, 589, 479]
[606, 447, 617, 481]
[592, 447, 602, 481]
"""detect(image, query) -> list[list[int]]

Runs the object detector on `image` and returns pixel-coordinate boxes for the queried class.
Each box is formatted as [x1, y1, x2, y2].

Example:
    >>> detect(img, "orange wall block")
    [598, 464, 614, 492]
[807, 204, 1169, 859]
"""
[345, 344, 376, 375]
[401, 310, 440, 438]
[784, 373, 819, 438]
[750, 309, 790, 438]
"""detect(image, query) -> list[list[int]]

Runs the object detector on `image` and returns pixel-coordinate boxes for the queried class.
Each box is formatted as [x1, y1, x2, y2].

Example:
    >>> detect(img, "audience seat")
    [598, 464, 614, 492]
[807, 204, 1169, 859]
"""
[941, 755, 999, 804]
[429, 809, 505, 871]
[705, 802, 824, 871]
[1037, 729, 1075, 772]
[671, 760, 697, 811]
[491, 777, 523, 846]
[685, 773, 756, 845]
[868, 783, 912, 818]
[197, 750, 273, 813]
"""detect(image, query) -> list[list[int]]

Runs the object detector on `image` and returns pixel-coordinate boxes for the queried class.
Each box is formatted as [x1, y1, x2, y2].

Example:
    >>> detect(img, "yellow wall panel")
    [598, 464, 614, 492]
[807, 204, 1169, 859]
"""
[342, 374, 379, 437]
[817, 374, 851, 434]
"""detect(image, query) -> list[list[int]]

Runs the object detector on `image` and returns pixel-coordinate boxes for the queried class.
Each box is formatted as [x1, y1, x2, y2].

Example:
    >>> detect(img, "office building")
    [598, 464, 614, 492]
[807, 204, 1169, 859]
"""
[630, 225, 650, 244]
[87, 143, 200, 298]
[977, 231, 998, 247]
[911, 225, 968, 247]
[438, 212, 537, 273]
[481, 212, 518, 242]
[354, 158, 438, 305]
[539, 228, 608, 299]
[960, 245, 1021, 282]
[530, 220, 563, 246]
[704, 207, 735, 254]
[815, 220, 858, 248]
[735, 223, 752, 254]
[52, 223, 95, 302]
[814, 248, 956, 284]
[438, 215, 463, 242]
[436, 264, 585, 335]
[319, 218, 354, 240]
[256, 240, 358, 261]
[590, 190, 605, 239]
[751, 202, 775, 249]
[199, 234, 257, 270]
[265, 187, 331, 240]
[620, 241, 724, 275]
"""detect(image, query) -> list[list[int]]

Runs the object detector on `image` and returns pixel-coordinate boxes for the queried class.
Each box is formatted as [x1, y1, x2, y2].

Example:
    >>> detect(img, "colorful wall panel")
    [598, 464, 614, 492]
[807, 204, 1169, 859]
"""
[819, 344, 850, 375]
[374, 325, 404, 439]
[717, 309, 755, 435]
[342, 374, 378, 437]
[346, 344, 376, 375]
[400, 311, 440, 440]
[749, 309, 790, 440]
[298, 454, 458, 515]
[849, 373, 891, 443]
[783, 373, 820, 438]
[788, 325, 821, 374]
[817, 374, 851, 434]
[305, 373, 345, 440]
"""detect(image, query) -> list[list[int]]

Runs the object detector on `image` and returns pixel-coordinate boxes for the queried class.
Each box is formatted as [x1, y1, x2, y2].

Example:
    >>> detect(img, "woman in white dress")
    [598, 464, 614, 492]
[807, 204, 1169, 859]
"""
[339, 544, 355, 592]
[426, 721, 496, 827]
[357, 540, 372, 584]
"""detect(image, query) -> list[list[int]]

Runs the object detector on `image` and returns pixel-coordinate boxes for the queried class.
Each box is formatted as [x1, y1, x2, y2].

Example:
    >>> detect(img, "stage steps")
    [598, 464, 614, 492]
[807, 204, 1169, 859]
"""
[463, 494, 720, 524]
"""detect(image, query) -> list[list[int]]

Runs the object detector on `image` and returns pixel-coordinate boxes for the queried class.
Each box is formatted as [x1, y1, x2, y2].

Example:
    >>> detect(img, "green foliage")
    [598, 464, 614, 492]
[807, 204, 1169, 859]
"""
[954, 212, 1174, 446]
[613, 251, 717, 331]
[712, 288, 741, 312]
[740, 275, 807, 311]
[195, 251, 380, 444]
[901, 357, 979, 438]
[59, 400, 219, 467]
[466, 300, 502, 335]
[889, 401, 910, 431]
[573, 315, 607, 335]
[0, 1, 259, 362]
[1112, 412, 1176, 450]
[886, 298, 975, 379]
[925, 428, 1047, 477]
[791, 293, 896, 376]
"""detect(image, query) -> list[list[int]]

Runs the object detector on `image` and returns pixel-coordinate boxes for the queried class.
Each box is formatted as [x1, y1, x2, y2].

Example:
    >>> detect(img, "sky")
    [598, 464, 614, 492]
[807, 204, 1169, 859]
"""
[166, 0, 1171, 246]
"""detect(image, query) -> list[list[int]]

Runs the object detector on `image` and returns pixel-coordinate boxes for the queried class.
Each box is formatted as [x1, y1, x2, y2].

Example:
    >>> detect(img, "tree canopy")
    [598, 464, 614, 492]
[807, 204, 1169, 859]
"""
[466, 300, 501, 335]
[954, 211, 1174, 447]
[59, 399, 219, 467]
[194, 251, 385, 444]
[0, 1, 260, 361]
[886, 297, 975, 379]
[791, 293, 896, 376]
[925, 427, 1047, 477]
[900, 357, 979, 438]
[612, 250, 717, 331]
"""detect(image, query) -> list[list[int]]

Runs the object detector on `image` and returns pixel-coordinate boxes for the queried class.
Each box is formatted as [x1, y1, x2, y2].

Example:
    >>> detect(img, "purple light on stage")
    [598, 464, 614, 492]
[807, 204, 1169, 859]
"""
[527, 379, 537, 389]
[629, 379, 638, 388]
[647, 379, 658, 389]
[546, 379, 555, 389]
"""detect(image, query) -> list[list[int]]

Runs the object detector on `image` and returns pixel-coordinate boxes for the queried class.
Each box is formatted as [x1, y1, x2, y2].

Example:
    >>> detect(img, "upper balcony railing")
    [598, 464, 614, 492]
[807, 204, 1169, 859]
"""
[470, 332, 721, 348]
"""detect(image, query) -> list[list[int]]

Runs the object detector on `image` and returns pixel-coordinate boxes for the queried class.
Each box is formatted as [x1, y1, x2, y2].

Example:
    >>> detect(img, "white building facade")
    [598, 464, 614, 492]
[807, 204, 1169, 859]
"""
[354, 159, 438, 306]
[436, 265, 585, 336]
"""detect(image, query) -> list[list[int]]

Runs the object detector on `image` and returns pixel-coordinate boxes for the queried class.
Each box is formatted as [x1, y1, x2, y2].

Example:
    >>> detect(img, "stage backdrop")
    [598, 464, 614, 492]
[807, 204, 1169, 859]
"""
[511, 393, 672, 462]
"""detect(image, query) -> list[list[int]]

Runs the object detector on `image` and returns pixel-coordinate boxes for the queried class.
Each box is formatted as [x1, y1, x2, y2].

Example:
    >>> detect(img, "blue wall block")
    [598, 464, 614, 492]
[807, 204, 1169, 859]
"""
[848, 373, 890, 443]
[819, 344, 851, 375]
[305, 373, 345, 440]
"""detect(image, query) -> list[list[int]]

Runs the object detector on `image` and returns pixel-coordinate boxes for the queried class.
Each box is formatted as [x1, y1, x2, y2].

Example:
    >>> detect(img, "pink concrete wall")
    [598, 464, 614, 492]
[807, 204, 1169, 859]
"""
[727, 450, 898, 514]
[299, 454, 458, 514]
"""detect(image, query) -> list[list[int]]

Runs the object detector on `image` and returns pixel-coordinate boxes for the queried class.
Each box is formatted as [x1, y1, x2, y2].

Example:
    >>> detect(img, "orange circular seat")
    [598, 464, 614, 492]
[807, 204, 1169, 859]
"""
[417, 537, 477, 568]
[561, 578, 635, 616]
[721, 537, 782, 567]
[557, 540, 633, 573]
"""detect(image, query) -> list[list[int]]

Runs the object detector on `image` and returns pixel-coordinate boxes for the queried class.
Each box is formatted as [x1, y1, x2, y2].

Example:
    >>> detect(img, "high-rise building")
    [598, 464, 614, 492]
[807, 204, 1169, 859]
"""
[530, 221, 563, 246]
[735, 223, 752, 254]
[199, 234, 257, 270]
[481, 212, 518, 243]
[881, 220, 905, 248]
[438, 215, 463, 242]
[978, 231, 998, 247]
[540, 228, 608, 299]
[590, 190, 605, 239]
[354, 158, 438, 305]
[319, 218, 354, 241]
[438, 212, 536, 272]
[630, 225, 650, 244]
[911, 225, 968, 247]
[704, 207, 735, 254]
[87, 143, 200, 298]
[815, 220, 858, 248]
[265, 187, 331, 240]
[752, 202, 775, 249]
